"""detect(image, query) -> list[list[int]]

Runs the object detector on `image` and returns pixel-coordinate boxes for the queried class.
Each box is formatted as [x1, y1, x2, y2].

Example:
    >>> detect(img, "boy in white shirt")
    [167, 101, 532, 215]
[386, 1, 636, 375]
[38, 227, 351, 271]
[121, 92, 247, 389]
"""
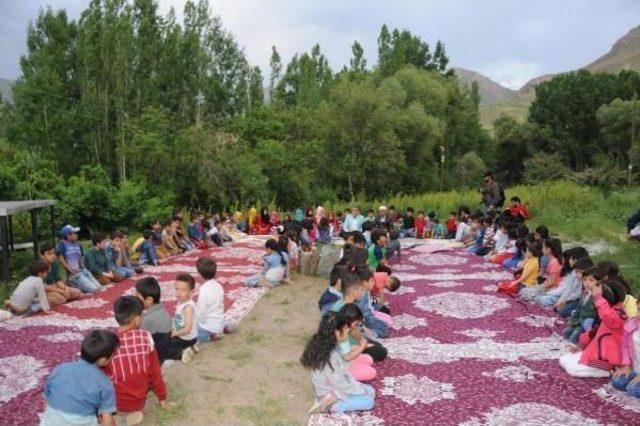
[6, 260, 51, 315]
[195, 257, 236, 342]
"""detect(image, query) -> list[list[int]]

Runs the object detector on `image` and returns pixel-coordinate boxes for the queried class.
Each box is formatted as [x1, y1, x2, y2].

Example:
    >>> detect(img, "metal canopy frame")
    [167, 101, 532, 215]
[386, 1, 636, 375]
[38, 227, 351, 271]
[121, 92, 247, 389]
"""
[0, 200, 57, 285]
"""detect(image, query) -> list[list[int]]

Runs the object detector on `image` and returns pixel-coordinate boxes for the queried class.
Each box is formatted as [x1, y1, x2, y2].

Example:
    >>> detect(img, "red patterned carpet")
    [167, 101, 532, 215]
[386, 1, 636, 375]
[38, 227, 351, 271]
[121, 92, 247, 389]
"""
[309, 246, 640, 426]
[0, 237, 269, 425]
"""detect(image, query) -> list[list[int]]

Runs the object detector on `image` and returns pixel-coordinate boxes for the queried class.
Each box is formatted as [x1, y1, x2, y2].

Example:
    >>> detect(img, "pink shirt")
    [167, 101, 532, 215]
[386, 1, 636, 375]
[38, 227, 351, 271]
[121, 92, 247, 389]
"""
[546, 257, 562, 287]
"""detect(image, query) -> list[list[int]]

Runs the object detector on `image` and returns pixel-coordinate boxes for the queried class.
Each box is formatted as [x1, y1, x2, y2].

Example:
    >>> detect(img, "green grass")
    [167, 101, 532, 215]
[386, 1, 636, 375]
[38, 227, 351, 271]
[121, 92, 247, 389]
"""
[234, 396, 292, 426]
[228, 348, 254, 366]
[154, 384, 188, 425]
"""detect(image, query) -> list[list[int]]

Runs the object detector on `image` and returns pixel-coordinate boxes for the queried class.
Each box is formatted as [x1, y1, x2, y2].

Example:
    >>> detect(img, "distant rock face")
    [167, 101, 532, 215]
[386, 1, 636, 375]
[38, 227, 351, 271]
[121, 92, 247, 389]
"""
[585, 24, 640, 73]
[454, 67, 517, 105]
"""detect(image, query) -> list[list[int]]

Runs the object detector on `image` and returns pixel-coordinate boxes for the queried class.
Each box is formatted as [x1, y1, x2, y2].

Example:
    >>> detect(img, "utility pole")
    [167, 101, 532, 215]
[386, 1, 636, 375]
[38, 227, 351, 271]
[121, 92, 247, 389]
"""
[631, 94, 638, 187]
[195, 91, 206, 125]
[440, 144, 445, 191]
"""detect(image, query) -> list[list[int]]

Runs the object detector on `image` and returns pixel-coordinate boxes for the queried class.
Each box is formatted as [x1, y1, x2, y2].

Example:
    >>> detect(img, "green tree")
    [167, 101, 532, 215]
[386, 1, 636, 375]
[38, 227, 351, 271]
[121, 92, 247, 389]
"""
[493, 114, 530, 184]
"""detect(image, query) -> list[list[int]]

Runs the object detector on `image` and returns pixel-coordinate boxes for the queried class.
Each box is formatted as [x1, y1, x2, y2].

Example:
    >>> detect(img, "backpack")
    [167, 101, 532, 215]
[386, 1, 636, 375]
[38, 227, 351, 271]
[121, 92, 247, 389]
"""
[496, 184, 506, 208]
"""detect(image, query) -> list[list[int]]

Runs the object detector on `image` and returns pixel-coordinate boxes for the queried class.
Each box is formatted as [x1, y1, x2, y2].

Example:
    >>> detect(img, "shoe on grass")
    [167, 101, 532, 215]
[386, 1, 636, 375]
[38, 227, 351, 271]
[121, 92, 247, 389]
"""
[308, 393, 337, 415]
[181, 347, 194, 363]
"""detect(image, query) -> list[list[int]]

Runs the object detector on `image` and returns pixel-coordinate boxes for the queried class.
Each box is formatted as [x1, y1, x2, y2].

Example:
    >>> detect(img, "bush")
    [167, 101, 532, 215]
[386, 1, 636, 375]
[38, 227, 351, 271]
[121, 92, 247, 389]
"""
[523, 153, 570, 184]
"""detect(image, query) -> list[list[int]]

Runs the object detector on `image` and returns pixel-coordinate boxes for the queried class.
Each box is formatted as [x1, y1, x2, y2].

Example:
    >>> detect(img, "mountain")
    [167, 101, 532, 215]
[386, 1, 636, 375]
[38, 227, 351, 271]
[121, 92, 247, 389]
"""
[0, 78, 14, 104]
[454, 67, 517, 105]
[477, 24, 640, 129]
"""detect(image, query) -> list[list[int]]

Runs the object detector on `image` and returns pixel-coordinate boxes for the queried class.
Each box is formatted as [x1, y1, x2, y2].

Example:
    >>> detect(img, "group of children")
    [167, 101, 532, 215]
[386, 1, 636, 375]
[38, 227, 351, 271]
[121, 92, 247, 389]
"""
[301, 228, 403, 414]
[40, 255, 234, 425]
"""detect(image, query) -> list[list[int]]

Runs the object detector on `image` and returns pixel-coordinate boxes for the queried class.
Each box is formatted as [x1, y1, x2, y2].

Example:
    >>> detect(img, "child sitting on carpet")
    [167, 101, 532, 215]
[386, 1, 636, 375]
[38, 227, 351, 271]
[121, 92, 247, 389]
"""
[611, 294, 640, 398]
[195, 257, 236, 343]
[136, 230, 160, 266]
[105, 296, 167, 423]
[171, 274, 199, 361]
[40, 245, 82, 307]
[563, 266, 602, 344]
[559, 280, 627, 378]
[415, 211, 427, 239]
[445, 212, 457, 239]
[318, 265, 348, 316]
[336, 303, 377, 382]
[520, 238, 562, 301]
[534, 247, 588, 309]
[85, 233, 125, 286]
[432, 217, 446, 239]
[367, 232, 387, 271]
[6, 260, 51, 315]
[512, 242, 541, 291]
[386, 229, 401, 261]
[136, 277, 191, 364]
[371, 271, 401, 314]
[356, 268, 391, 338]
[553, 256, 593, 317]
[598, 261, 638, 318]
[301, 312, 376, 415]
[41, 330, 119, 426]
[245, 239, 288, 287]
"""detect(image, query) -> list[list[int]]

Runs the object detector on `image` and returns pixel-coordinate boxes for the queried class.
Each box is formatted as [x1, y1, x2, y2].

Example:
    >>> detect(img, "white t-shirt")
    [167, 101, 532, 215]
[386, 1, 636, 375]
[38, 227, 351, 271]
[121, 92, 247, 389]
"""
[455, 222, 471, 241]
[173, 299, 198, 340]
[196, 279, 225, 334]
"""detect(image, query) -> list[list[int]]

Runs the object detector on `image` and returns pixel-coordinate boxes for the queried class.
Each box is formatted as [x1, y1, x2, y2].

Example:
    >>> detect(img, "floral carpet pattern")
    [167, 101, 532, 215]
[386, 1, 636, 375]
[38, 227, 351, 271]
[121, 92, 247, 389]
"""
[310, 247, 640, 426]
[0, 237, 268, 425]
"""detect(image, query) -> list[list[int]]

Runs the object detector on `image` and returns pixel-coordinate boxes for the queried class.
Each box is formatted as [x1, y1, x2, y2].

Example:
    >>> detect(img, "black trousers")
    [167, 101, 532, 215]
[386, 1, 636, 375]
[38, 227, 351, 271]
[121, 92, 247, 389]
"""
[152, 332, 196, 363]
[363, 337, 388, 362]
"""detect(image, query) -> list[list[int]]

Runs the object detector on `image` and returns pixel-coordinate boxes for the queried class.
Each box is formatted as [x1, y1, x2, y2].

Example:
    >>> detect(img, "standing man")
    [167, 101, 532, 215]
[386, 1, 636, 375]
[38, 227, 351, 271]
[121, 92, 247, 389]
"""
[481, 171, 502, 214]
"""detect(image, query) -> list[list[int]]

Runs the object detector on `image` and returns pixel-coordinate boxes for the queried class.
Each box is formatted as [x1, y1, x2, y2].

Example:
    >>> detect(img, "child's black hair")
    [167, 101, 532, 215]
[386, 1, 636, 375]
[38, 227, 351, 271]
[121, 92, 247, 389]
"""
[340, 303, 363, 325]
[510, 196, 521, 203]
[342, 246, 369, 268]
[597, 260, 631, 294]
[362, 220, 375, 232]
[582, 266, 605, 281]
[527, 241, 542, 258]
[356, 266, 373, 282]
[176, 273, 196, 290]
[91, 232, 106, 246]
[278, 236, 289, 253]
[544, 238, 563, 260]
[507, 228, 518, 240]
[407, 207, 414, 213]
[39, 243, 55, 255]
[601, 280, 627, 307]
[113, 296, 144, 326]
[135, 277, 161, 304]
[350, 232, 365, 246]
[389, 229, 400, 240]
[142, 229, 152, 239]
[300, 312, 348, 371]
[266, 238, 287, 266]
[516, 224, 529, 239]
[196, 257, 217, 279]
[329, 265, 347, 287]
[428, 211, 436, 219]
[340, 272, 362, 295]
[535, 225, 549, 240]
[29, 259, 50, 276]
[319, 217, 330, 230]
[80, 330, 120, 363]
[574, 257, 594, 271]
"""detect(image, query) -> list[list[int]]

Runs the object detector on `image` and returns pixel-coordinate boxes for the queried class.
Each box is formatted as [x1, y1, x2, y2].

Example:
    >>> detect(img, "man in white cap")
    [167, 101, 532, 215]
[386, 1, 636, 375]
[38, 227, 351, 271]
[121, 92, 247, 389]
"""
[376, 206, 390, 232]
[56, 225, 102, 293]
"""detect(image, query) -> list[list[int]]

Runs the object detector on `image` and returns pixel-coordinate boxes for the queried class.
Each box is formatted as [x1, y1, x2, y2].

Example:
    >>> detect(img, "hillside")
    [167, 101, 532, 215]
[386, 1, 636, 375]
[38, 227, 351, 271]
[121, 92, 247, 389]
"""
[0, 78, 14, 104]
[478, 24, 640, 129]
[454, 67, 517, 105]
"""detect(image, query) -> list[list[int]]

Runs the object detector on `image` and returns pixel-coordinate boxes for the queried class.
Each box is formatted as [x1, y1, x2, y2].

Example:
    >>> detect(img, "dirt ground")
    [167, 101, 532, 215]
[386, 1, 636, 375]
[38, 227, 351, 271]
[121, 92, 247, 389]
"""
[141, 273, 326, 426]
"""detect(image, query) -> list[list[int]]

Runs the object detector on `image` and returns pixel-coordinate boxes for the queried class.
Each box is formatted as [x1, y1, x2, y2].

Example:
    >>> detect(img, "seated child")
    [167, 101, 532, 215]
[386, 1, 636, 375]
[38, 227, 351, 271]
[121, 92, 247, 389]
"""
[455, 216, 472, 242]
[385, 230, 401, 261]
[85, 233, 125, 286]
[432, 217, 445, 239]
[106, 231, 137, 279]
[286, 230, 300, 271]
[301, 312, 376, 415]
[563, 266, 602, 344]
[553, 256, 593, 317]
[195, 257, 235, 343]
[162, 221, 184, 256]
[317, 217, 332, 245]
[599, 261, 638, 318]
[40, 245, 81, 306]
[337, 303, 377, 381]
[367, 232, 388, 271]
[245, 239, 288, 287]
[150, 220, 169, 259]
[466, 216, 488, 255]
[371, 271, 401, 315]
[105, 296, 167, 422]
[362, 220, 375, 247]
[425, 212, 436, 238]
[415, 211, 426, 239]
[318, 266, 347, 316]
[445, 212, 457, 239]
[188, 215, 211, 249]
[356, 268, 390, 338]
[511, 242, 541, 291]
[559, 280, 627, 378]
[533, 246, 587, 307]
[136, 230, 160, 266]
[136, 277, 191, 364]
[56, 225, 102, 293]
[6, 260, 51, 315]
[41, 330, 119, 426]
[520, 238, 562, 301]
[611, 294, 640, 398]
[402, 208, 415, 238]
[502, 238, 526, 269]
[171, 274, 199, 360]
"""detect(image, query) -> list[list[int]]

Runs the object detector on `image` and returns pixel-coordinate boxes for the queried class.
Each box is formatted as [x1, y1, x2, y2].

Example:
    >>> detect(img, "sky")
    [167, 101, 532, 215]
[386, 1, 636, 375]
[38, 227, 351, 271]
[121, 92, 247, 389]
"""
[1, 0, 639, 90]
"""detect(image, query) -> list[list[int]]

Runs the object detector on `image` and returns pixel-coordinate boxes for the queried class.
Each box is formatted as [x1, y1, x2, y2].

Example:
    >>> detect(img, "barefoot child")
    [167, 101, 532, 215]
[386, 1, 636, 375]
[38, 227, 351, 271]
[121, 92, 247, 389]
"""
[41, 244, 82, 306]
[301, 312, 376, 415]
[41, 330, 119, 426]
[244, 239, 288, 287]
[195, 257, 235, 343]
[6, 260, 51, 315]
[105, 296, 167, 424]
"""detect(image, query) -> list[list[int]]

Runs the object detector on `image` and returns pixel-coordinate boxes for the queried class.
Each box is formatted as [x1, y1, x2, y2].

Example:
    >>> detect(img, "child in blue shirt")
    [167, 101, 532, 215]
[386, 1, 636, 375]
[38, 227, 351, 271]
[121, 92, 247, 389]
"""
[245, 239, 288, 287]
[319, 266, 346, 315]
[355, 268, 389, 338]
[41, 330, 119, 426]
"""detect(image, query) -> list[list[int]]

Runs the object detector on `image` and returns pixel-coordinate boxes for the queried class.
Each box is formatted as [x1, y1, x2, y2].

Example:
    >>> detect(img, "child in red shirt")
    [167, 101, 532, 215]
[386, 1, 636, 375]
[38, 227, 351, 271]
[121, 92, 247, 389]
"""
[445, 212, 457, 239]
[105, 296, 167, 423]
[371, 272, 402, 315]
[415, 211, 427, 239]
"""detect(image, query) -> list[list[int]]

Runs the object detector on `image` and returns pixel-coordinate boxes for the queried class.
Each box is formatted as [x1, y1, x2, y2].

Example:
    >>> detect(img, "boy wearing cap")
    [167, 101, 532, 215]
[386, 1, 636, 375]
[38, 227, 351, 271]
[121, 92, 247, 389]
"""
[57, 225, 102, 293]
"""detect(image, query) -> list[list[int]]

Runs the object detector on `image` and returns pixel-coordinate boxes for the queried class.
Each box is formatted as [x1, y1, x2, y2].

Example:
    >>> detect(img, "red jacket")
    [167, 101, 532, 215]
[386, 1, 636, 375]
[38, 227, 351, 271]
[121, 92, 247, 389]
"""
[620, 317, 640, 368]
[579, 296, 626, 371]
[104, 329, 167, 412]
[508, 204, 530, 220]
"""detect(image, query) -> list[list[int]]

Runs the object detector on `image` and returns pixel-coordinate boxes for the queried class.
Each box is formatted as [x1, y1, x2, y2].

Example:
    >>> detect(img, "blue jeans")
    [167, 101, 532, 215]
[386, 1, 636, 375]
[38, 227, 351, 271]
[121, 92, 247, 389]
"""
[612, 372, 640, 398]
[364, 315, 389, 338]
[503, 256, 521, 269]
[139, 241, 159, 265]
[535, 294, 559, 307]
[563, 325, 584, 344]
[68, 268, 102, 293]
[556, 299, 580, 318]
[333, 384, 375, 412]
[401, 228, 415, 238]
[114, 266, 135, 278]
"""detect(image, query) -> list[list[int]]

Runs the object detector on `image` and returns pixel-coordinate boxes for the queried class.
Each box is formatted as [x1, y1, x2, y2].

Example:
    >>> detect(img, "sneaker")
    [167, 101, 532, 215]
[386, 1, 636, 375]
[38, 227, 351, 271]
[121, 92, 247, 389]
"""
[192, 343, 201, 354]
[308, 393, 337, 415]
[181, 347, 194, 363]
